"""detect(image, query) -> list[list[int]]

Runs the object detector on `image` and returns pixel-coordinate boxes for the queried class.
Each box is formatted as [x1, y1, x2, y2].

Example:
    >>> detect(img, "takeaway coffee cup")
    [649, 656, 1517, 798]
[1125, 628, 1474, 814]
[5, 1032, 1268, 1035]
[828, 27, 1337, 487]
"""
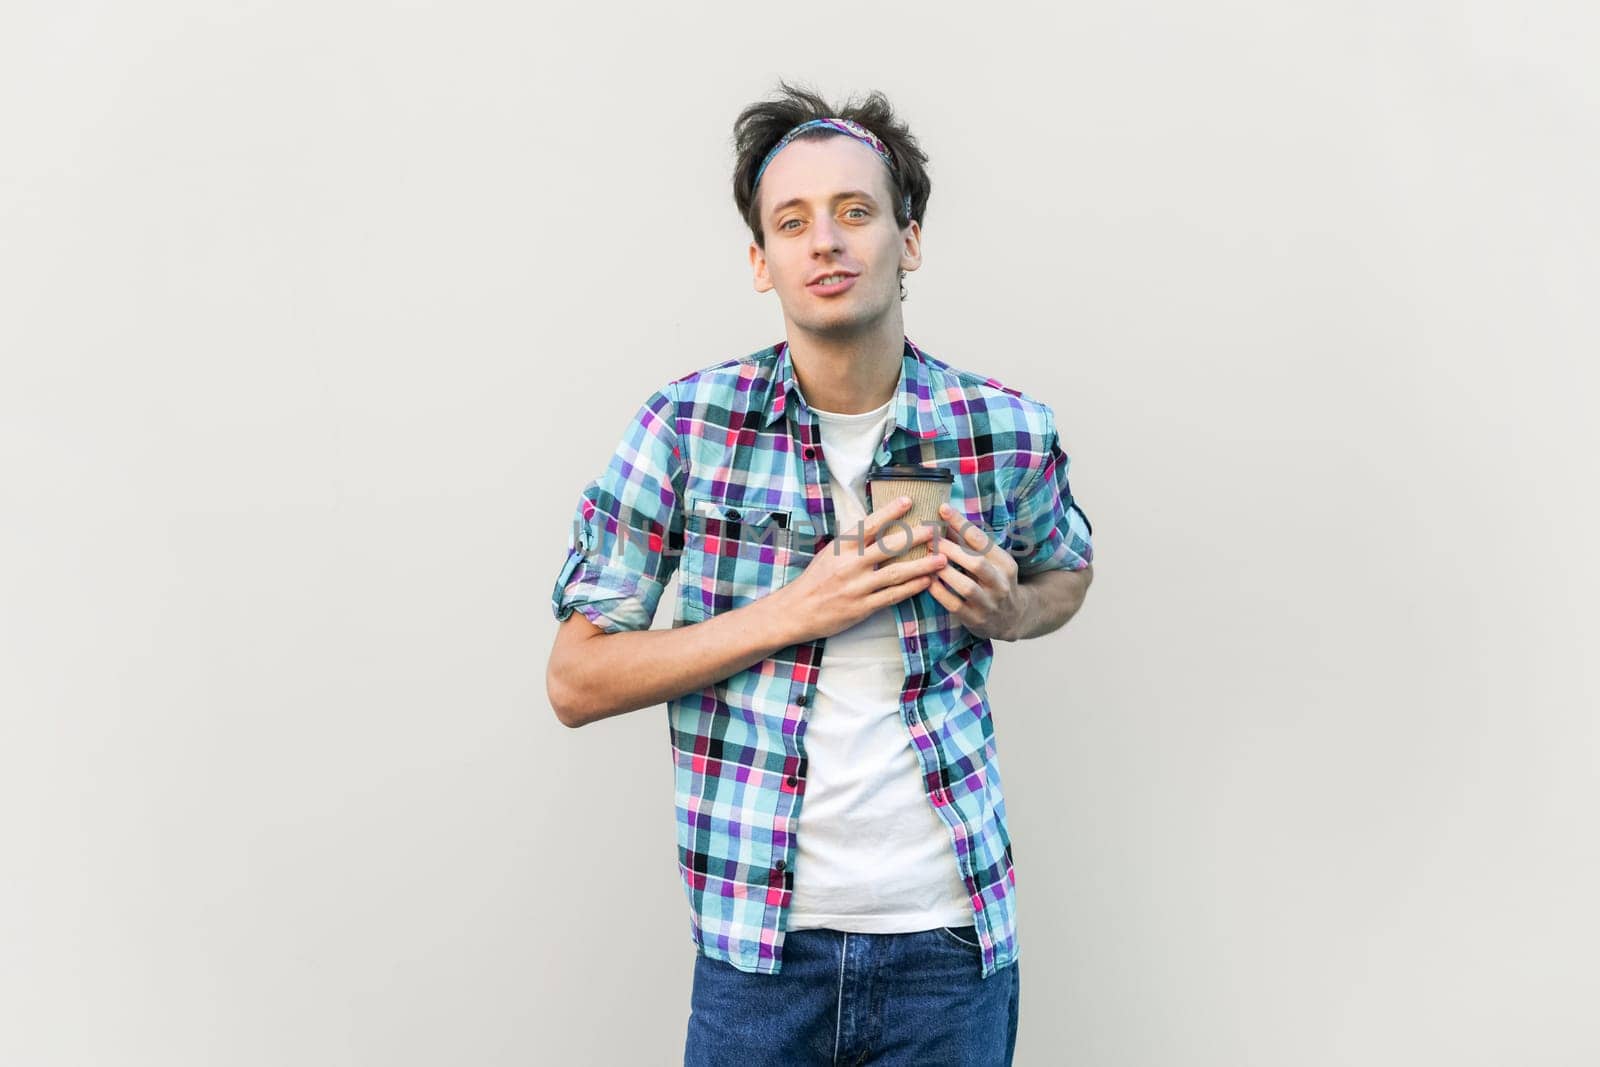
[865, 464, 955, 563]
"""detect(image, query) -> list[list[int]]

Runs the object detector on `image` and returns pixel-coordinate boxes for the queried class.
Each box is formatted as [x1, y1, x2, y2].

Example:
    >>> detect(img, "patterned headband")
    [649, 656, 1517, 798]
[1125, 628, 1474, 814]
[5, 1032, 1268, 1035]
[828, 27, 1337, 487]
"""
[751, 117, 914, 221]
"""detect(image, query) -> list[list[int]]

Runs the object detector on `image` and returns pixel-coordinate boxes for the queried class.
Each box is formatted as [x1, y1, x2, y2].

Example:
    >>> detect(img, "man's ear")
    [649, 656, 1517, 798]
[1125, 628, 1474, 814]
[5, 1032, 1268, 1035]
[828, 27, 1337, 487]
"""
[750, 241, 774, 293]
[899, 220, 923, 275]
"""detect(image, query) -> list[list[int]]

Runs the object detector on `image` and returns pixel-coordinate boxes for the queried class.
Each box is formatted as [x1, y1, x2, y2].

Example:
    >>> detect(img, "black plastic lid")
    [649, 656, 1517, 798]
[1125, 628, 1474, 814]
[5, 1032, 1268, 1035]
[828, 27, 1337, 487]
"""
[868, 464, 954, 482]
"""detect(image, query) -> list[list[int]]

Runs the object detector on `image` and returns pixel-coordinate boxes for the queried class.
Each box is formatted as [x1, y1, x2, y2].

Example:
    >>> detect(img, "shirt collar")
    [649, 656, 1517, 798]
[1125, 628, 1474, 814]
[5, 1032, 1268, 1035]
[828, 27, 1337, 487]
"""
[757, 335, 953, 440]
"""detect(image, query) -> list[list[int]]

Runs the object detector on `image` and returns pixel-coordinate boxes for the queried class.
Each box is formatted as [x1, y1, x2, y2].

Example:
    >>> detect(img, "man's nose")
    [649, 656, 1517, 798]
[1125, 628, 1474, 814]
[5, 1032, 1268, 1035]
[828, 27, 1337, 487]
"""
[810, 215, 843, 252]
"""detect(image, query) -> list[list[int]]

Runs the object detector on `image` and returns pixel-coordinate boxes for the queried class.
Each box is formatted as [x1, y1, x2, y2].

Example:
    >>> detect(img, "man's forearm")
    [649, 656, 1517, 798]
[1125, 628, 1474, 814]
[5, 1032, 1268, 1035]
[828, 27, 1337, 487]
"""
[549, 595, 800, 728]
[554, 562, 1091, 725]
[1010, 565, 1093, 641]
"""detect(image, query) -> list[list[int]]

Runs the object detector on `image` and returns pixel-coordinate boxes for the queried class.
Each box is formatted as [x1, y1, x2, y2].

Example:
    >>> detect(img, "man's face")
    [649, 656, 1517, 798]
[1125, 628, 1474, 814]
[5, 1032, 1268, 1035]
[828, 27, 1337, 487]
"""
[750, 136, 921, 337]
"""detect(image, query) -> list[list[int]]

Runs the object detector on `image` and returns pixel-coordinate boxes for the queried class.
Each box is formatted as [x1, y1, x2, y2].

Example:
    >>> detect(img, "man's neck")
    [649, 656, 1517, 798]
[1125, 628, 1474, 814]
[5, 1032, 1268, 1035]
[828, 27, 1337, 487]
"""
[784, 314, 905, 416]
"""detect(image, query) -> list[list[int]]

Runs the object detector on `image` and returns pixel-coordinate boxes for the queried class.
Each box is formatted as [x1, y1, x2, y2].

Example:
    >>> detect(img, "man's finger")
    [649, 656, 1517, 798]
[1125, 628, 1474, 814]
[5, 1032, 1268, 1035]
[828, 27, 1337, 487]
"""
[847, 495, 915, 549]
[930, 556, 978, 598]
[925, 572, 967, 613]
[939, 503, 1000, 556]
[828, 496, 913, 558]
[871, 518, 937, 563]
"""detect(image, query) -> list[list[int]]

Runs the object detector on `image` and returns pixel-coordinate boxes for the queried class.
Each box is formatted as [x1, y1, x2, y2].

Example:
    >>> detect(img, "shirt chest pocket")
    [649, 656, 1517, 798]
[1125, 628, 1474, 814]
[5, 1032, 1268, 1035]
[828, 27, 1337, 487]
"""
[678, 494, 798, 622]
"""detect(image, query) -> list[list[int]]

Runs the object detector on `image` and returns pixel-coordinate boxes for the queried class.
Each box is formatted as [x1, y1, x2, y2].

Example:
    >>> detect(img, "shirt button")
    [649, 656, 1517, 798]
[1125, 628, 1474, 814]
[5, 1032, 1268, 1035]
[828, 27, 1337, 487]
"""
[726, 509, 740, 521]
[795, 693, 808, 706]
[774, 859, 787, 872]
[803, 447, 815, 459]
[786, 775, 798, 787]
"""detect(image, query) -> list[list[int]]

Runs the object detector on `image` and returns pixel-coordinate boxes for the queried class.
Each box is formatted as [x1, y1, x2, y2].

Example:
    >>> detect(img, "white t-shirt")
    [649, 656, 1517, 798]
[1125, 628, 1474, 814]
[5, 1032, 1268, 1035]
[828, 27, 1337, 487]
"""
[785, 393, 974, 932]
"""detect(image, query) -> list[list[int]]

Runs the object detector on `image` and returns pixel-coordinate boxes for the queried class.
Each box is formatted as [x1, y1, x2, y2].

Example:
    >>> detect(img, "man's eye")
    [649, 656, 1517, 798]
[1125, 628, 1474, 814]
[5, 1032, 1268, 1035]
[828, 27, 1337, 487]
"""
[779, 208, 864, 230]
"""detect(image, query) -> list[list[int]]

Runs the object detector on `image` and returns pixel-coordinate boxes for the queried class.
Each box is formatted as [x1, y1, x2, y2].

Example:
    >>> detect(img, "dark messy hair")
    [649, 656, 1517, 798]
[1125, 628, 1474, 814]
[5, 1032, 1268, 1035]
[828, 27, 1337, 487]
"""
[732, 80, 931, 299]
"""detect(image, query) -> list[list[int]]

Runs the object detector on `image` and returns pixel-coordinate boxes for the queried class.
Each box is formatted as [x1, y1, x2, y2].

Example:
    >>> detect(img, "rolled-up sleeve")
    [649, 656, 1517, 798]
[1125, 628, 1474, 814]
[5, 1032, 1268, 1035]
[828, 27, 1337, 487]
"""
[551, 384, 686, 633]
[1005, 404, 1094, 577]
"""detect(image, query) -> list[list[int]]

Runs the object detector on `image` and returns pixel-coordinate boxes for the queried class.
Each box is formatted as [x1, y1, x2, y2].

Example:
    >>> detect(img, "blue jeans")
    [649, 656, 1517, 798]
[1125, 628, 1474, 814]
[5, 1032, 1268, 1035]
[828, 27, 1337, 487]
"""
[683, 926, 1020, 1066]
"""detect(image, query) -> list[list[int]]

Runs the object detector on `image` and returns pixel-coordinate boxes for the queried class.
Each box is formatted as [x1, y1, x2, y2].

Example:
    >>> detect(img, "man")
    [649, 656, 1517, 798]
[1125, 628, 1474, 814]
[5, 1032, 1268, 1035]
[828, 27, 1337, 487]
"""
[547, 82, 1094, 1066]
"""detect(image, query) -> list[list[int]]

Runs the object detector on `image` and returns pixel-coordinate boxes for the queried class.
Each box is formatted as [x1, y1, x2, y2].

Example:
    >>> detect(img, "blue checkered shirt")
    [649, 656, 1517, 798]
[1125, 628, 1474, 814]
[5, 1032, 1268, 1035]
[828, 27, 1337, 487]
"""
[552, 336, 1093, 979]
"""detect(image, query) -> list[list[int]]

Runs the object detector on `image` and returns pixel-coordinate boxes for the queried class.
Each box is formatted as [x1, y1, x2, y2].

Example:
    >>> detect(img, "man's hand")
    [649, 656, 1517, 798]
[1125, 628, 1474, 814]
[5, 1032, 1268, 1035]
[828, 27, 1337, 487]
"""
[925, 500, 1034, 642]
[768, 496, 949, 646]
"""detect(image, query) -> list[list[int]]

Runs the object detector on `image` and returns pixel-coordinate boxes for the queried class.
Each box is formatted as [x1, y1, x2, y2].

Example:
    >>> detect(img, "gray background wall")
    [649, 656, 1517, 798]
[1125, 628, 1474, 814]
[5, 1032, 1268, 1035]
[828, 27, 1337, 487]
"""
[3, 2, 1596, 1064]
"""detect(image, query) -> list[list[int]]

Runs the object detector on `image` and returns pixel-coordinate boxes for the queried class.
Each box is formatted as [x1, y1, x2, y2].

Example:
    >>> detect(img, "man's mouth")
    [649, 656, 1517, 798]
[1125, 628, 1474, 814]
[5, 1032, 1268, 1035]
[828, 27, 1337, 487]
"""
[808, 273, 858, 295]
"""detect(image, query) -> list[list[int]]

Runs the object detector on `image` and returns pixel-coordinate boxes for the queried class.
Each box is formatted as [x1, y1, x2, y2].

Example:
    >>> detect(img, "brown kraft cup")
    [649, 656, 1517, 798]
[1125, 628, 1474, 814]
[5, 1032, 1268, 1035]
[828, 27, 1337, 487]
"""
[865, 464, 955, 563]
